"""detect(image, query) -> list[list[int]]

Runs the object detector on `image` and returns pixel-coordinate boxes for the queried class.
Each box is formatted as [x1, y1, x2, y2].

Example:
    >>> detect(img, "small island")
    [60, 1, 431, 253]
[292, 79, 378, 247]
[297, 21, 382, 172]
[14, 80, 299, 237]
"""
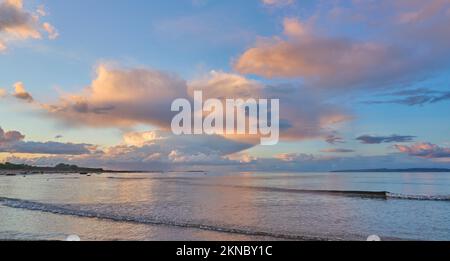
[331, 168, 450, 173]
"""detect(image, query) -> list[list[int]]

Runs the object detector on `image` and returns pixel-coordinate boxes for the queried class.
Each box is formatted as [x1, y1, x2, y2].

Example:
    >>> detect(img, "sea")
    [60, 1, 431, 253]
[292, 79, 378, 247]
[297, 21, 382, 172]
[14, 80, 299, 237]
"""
[0, 171, 449, 241]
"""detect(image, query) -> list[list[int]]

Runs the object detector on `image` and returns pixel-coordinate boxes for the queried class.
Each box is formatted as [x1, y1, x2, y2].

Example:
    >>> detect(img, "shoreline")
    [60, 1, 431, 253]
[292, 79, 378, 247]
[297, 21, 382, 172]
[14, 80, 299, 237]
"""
[0, 199, 406, 241]
[0, 170, 146, 176]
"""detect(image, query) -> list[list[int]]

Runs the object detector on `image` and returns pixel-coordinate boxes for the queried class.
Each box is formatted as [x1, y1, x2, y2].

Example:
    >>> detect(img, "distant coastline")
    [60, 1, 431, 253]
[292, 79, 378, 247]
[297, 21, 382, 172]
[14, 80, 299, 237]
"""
[0, 162, 140, 175]
[331, 168, 450, 173]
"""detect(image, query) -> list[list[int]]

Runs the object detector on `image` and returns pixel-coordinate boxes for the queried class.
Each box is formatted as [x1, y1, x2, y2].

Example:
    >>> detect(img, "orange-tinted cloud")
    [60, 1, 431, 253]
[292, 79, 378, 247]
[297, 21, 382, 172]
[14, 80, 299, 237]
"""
[12, 82, 33, 102]
[33, 66, 350, 143]
[42, 22, 58, 39]
[0, 88, 7, 98]
[0, 0, 57, 52]
[234, 18, 409, 89]
[235, 1, 450, 91]
[41, 64, 189, 128]
[192, 71, 351, 141]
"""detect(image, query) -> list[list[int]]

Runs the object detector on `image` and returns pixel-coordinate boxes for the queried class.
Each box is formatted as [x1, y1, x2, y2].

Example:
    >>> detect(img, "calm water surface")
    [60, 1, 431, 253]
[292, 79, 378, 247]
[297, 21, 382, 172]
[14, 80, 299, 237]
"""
[0, 171, 449, 240]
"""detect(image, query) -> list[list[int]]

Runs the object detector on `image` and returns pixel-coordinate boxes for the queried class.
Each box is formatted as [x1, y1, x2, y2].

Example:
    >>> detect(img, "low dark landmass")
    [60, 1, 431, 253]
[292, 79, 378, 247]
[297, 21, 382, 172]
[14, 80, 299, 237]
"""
[0, 162, 138, 175]
[331, 168, 450, 173]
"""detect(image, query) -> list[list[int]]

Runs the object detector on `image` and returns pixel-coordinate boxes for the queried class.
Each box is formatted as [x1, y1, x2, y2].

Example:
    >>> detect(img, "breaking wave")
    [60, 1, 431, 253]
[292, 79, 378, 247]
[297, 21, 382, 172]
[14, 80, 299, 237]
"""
[0, 197, 328, 241]
[107, 177, 450, 201]
[386, 193, 450, 201]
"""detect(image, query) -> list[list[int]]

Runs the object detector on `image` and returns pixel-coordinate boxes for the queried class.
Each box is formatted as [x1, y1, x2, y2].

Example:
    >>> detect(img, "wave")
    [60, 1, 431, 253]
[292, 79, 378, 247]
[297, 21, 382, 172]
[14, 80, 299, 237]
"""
[223, 185, 390, 199]
[386, 193, 450, 201]
[231, 185, 450, 201]
[157, 180, 450, 201]
[229, 186, 450, 201]
[1, 193, 447, 241]
[106, 177, 450, 201]
[0, 197, 329, 241]
[87, 175, 450, 201]
[160, 181, 391, 199]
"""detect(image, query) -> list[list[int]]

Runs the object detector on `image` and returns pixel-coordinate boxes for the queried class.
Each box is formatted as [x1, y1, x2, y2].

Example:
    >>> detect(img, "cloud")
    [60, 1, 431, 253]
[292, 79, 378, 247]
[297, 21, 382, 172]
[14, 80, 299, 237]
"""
[8, 130, 253, 170]
[131, 130, 252, 156]
[283, 17, 307, 37]
[365, 88, 450, 106]
[12, 81, 33, 102]
[248, 152, 450, 172]
[0, 127, 24, 143]
[0, 0, 58, 52]
[192, 71, 351, 142]
[41, 64, 189, 128]
[357, 135, 416, 144]
[275, 153, 315, 162]
[0, 126, 93, 155]
[227, 153, 258, 164]
[106, 130, 253, 166]
[234, 18, 378, 82]
[261, 0, 294, 7]
[4, 130, 449, 171]
[321, 148, 354, 153]
[395, 142, 450, 159]
[0, 41, 6, 51]
[397, 0, 448, 24]
[24, 64, 350, 168]
[42, 22, 58, 39]
[234, 1, 450, 91]
[234, 17, 415, 90]
[0, 88, 7, 97]
[189, 70, 263, 99]
[9, 147, 450, 172]
[123, 130, 166, 147]
[1, 141, 95, 155]
[325, 133, 345, 144]
[31, 65, 350, 144]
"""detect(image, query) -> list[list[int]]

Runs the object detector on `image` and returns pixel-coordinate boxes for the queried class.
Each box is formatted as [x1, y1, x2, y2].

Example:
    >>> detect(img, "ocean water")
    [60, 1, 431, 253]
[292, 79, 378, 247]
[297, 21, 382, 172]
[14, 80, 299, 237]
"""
[0, 171, 449, 241]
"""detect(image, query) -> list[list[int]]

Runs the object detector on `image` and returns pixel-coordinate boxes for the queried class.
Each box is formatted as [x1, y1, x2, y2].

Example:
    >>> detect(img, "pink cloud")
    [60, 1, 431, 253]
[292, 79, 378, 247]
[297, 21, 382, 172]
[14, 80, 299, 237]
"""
[234, 1, 450, 91]
[234, 19, 410, 90]
[41, 64, 189, 128]
[30, 65, 350, 144]
[0, 127, 24, 143]
[395, 142, 450, 159]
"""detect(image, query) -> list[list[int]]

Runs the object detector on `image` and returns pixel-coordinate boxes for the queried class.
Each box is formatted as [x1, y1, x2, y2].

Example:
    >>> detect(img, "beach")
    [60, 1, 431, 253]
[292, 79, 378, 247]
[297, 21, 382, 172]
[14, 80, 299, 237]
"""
[0, 171, 449, 241]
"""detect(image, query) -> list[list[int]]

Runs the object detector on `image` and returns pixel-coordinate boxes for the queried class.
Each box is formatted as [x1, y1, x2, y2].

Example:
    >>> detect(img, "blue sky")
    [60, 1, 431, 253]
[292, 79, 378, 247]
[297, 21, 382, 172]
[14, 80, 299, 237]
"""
[0, 0, 450, 171]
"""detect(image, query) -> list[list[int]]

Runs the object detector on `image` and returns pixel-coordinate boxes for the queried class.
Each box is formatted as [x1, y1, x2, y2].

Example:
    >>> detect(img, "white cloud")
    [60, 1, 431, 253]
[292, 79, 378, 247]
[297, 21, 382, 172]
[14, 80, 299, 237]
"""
[262, 0, 294, 7]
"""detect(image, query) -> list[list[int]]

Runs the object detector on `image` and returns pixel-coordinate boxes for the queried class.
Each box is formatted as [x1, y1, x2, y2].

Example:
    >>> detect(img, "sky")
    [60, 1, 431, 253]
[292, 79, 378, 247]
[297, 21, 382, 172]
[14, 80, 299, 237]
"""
[0, 0, 450, 171]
